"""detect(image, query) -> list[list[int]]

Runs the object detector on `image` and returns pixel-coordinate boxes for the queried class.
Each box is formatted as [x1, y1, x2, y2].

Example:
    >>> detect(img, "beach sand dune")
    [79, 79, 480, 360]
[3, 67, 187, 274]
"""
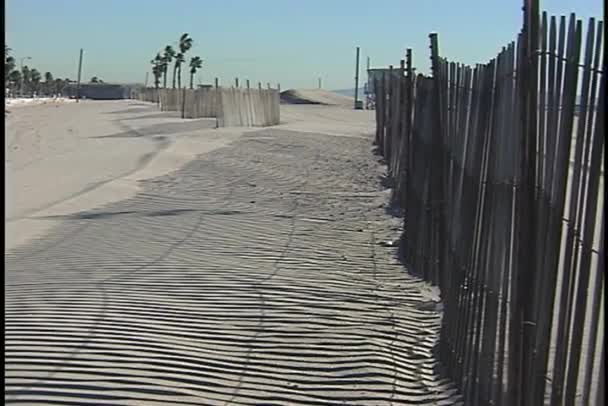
[281, 88, 354, 107]
[5, 100, 461, 405]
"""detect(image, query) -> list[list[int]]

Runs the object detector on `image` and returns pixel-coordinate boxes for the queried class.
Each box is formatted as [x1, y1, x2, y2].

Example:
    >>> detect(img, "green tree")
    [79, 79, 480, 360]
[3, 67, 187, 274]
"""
[44, 72, 53, 95]
[162, 45, 176, 89]
[172, 53, 184, 89]
[151, 53, 163, 90]
[21, 65, 31, 95]
[8, 70, 21, 95]
[30, 68, 41, 95]
[54, 78, 64, 95]
[189, 56, 203, 89]
[5, 46, 16, 88]
[152, 65, 162, 89]
[90, 76, 99, 83]
[176, 33, 193, 89]
[161, 60, 168, 88]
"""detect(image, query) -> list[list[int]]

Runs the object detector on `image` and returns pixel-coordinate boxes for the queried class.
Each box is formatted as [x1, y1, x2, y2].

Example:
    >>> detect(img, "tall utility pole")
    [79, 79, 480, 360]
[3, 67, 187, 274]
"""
[76, 48, 83, 102]
[354, 46, 360, 109]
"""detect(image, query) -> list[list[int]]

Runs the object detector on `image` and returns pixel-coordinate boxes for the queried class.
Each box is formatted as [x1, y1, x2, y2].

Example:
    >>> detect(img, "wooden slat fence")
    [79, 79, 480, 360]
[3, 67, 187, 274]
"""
[136, 85, 280, 127]
[374, 1, 604, 404]
[137, 88, 159, 104]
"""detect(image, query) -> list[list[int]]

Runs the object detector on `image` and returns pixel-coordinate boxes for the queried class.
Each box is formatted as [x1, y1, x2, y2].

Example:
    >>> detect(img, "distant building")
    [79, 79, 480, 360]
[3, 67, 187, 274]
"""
[65, 83, 142, 100]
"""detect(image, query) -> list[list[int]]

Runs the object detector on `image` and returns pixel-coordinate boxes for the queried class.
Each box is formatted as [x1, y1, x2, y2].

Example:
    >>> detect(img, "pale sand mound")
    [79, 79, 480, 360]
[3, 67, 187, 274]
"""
[280, 88, 353, 107]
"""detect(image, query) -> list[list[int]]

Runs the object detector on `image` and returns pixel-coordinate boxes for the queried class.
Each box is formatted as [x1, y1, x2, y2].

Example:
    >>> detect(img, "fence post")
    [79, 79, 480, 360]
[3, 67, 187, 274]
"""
[429, 33, 445, 289]
[391, 59, 405, 179]
[380, 71, 387, 155]
[406, 49, 413, 186]
[373, 77, 379, 144]
[181, 86, 186, 119]
[385, 65, 393, 163]
[517, 1, 540, 405]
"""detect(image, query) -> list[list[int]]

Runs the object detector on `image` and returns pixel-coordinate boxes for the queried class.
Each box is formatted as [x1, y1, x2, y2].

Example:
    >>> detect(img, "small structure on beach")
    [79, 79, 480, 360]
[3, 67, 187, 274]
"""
[64, 83, 142, 100]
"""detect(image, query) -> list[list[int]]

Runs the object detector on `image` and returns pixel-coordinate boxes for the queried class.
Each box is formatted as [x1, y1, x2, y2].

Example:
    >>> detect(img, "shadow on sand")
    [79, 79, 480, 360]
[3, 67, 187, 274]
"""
[91, 120, 217, 139]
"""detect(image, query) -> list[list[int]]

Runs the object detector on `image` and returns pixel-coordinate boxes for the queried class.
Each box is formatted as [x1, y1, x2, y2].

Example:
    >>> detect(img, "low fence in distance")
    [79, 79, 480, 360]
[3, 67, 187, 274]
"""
[138, 88, 159, 104]
[374, 1, 604, 405]
[137, 86, 280, 127]
[158, 89, 181, 112]
[217, 87, 280, 127]
[183, 88, 220, 118]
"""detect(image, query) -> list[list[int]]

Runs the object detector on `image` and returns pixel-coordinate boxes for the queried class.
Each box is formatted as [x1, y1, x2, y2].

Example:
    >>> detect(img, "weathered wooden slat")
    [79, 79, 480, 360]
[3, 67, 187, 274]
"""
[578, 20, 604, 406]
[547, 14, 580, 405]
[532, 13, 583, 406]
[370, 4, 601, 404]
[563, 22, 603, 403]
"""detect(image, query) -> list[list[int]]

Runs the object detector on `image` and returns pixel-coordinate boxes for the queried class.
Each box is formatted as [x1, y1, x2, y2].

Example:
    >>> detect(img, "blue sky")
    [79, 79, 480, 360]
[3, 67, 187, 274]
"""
[6, 0, 602, 90]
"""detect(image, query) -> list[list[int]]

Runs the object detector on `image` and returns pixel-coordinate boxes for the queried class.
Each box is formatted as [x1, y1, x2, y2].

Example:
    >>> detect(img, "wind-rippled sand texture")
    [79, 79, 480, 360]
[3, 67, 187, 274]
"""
[6, 117, 461, 404]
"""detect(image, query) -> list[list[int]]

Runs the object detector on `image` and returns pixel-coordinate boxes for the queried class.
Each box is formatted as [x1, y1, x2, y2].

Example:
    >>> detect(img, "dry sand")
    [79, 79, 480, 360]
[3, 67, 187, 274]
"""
[5, 98, 460, 404]
[5, 96, 76, 108]
[281, 89, 354, 107]
[6, 100, 251, 251]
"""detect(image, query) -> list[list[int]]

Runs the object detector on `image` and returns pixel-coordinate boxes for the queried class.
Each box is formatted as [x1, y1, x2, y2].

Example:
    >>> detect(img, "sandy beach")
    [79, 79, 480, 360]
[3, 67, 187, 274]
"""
[6, 100, 249, 251]
[5, 99, 460, 404]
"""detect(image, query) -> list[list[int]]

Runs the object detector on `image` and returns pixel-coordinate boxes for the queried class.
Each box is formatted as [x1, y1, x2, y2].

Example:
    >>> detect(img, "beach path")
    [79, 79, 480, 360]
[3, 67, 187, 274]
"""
[5, 100, 460, 405]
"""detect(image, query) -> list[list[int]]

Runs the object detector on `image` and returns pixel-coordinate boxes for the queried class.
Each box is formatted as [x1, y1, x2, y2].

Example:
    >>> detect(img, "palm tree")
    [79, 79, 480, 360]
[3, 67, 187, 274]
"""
[30, 69, 41, 96]
[44, 72, 53, 95]
[5, 55, 15, 70]
[172, 53, 184, 89]
[21, 65, 31, 96]
[162, 45, 175, 88]
[176, 33, 193, 89]
[152, 65, 162, 89]
[8, 70, 21, 96]
[189, 56, 203, 89]
[54, 78, 64, 95]
[151, 53, 163, 90]
[161, 60, 169, 88]
[5, 47, 16, 91]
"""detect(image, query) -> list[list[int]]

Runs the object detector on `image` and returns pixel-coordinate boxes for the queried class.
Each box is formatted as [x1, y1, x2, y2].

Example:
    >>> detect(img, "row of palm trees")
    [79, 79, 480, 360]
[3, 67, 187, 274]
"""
[151, 33, 203, 90]
[5, 46, 73, 97]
